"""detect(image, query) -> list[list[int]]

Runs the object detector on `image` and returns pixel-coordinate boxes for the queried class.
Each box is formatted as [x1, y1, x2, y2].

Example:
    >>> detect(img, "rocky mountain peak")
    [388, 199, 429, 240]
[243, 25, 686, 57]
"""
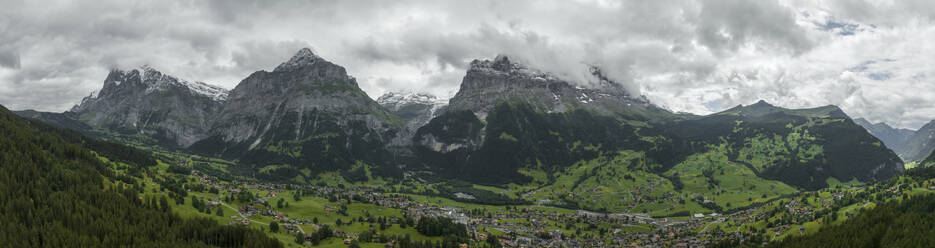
[68, 65, 229, 147]
[466, 55, 557, 81]
[134, 65, 229, 102]
[274, 48, 325, 72]
[922, 120, 935, 129]
[751, 100, 773, 107]
[74, 66, 228, 113]
[451, 55, 653, 118]
[491, 55, 514, 71]
[377, 91, 448, 147]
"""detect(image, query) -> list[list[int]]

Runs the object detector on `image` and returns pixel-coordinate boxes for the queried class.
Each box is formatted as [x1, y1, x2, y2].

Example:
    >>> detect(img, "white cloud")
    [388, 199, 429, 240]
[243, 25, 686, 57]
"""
[0, 0, 933, 129]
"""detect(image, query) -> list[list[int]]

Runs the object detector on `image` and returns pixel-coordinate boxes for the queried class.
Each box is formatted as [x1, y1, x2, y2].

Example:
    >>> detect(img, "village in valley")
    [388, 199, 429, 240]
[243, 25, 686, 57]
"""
[127, 152, 935, 248]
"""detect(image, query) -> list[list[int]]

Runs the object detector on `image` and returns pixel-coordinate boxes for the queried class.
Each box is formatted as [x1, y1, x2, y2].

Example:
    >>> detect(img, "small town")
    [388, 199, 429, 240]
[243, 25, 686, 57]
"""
[172, 166, 928, 248]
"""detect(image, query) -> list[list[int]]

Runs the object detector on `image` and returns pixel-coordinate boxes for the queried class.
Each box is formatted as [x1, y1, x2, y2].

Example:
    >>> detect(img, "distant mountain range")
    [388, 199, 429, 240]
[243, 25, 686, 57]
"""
[16, 48, 905, 193]
[855, 118, 935, 162]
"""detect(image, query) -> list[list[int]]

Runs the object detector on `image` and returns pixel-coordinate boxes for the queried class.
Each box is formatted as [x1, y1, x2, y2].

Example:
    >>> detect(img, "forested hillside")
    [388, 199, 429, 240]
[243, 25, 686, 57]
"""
[0, 105, 281, 247]
[770, 192, 935, 248]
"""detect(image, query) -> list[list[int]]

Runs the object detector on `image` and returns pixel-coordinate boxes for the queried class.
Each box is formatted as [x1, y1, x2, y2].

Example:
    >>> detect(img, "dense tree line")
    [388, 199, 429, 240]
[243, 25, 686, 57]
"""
[0, 106, 280, 247]
[415, 217, 468, 238]
[23, 118, 158, 167]
[906, 165, 935, 180]
[770, 193, 935, 248]
[432, 181, 530, 205]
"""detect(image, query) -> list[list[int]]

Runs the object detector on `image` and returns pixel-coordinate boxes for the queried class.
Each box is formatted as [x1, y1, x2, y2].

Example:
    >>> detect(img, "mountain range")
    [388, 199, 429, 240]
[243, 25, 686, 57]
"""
[17, 48, 906, 196]
[855, 118, 935, 162]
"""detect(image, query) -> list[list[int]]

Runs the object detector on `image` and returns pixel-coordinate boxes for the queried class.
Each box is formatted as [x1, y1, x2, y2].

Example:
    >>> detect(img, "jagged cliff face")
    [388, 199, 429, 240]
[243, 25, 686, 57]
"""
[448, 56, 654, 120]
[377, 92, 447, 147]
[190, 48, 400, 174]
[69, 66, 228, 147]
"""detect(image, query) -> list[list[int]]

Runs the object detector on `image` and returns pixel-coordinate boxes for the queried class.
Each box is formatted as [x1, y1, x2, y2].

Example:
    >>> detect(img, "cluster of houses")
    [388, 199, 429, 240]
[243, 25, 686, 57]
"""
[186, 167, 774, 247]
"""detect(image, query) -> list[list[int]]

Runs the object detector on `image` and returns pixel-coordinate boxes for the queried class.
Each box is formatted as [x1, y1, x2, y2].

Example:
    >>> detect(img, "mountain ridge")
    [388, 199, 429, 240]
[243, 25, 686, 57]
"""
[20, 49, 907, 193]
[68, 65, 228, 147]
[189, 48, 403, 179]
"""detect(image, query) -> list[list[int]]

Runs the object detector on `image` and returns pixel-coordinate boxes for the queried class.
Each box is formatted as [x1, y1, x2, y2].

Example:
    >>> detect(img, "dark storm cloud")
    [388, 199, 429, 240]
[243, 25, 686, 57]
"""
[0, 0, 933, 129]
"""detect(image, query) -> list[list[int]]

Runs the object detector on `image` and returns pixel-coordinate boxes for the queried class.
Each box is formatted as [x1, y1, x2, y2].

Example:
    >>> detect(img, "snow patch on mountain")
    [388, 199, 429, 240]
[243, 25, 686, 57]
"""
[468, 55, 559, 82]
[274, 48, 324, 72]
[377, 91, 447, 110]
[136, 65, 229, 102]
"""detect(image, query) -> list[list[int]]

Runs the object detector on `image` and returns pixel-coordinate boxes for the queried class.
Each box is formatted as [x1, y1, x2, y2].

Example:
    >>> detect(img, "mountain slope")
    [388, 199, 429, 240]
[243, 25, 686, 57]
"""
[13, 110, 95, 134]
[415, 56, 902, 191]
[414, 56, 684, 184]
[377, 91, 447, 147]
[0, 104, 280, 247]
[901, 121, 935, 162]
[70, 66, 228, 147]
[190, 48, 401, 179]
[853, 118, 915, 154]
[668, 101, 904, 189]
[447, 56, 666, 120]
[922, 148, 935, 167]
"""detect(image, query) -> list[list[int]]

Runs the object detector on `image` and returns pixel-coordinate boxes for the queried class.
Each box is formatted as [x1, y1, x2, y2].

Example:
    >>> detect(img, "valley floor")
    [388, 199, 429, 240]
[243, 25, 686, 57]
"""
[101, 145, 935, 248]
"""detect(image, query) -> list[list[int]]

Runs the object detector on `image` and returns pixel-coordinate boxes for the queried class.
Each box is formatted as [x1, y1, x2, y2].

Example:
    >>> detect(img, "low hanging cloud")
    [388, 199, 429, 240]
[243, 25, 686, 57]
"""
[0, 0, 934, 129]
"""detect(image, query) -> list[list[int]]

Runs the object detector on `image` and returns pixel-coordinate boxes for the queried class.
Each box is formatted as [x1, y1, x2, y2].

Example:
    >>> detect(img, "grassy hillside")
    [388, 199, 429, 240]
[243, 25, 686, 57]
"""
[667, 102, 902, 190]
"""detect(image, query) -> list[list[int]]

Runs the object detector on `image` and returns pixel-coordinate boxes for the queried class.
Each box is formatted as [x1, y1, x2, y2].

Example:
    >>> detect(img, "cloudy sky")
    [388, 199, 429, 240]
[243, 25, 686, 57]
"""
[2, 0, 934, 129]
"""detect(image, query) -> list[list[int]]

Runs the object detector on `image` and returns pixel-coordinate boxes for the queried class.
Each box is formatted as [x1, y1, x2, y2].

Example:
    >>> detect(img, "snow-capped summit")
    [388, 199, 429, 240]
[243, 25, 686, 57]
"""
[450, 55, 653, 118]
[377, 91, 449, 147]
[69, 65, 230, 147]
[467, 55, 558, 82]
[274, 48, 325, 72]
[135, 65, 229, 102]
[377, 91, 447, 111]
